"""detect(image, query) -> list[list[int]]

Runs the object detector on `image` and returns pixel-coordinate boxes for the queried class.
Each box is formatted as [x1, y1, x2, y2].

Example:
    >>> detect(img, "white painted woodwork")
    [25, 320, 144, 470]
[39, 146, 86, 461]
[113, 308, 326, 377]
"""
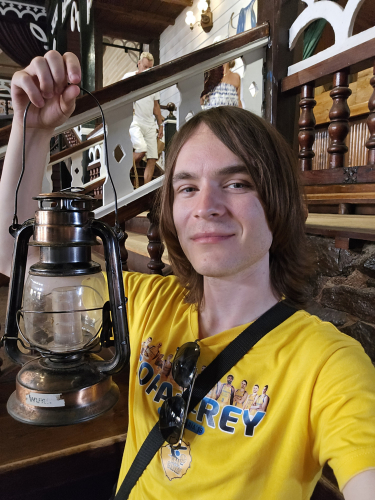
[288, 0, 375, 75]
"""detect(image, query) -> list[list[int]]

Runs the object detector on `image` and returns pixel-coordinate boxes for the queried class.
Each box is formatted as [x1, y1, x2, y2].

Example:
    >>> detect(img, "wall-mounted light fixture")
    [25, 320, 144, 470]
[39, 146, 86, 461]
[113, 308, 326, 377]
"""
[185, 0, 213, 33]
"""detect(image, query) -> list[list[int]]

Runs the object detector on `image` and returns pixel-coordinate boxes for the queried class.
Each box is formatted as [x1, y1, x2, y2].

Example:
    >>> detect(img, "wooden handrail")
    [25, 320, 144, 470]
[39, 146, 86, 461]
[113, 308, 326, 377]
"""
[0, 23, 269, 148]
[281, 38, 375, 94]
[49, 134, 104, 165]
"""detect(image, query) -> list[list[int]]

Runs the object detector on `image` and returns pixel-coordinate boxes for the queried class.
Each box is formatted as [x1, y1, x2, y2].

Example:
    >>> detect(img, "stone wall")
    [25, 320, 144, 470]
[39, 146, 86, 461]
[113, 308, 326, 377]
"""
[306, 235, 375, 363]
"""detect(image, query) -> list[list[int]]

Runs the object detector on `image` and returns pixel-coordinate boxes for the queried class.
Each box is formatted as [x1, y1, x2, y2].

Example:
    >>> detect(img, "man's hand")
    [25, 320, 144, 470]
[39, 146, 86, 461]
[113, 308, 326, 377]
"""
[158, 125, 163, 140]
[11, 51, 81, 131]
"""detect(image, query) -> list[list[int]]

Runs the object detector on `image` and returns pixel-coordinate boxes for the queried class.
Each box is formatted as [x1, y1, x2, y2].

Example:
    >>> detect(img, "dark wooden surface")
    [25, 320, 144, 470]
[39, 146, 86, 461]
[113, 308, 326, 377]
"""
[301, 165, 375, 185]
[0, 363, 129, 500]
[366, 63, 375, 165]
[257, 0, 300, 143]
[298, 83, 316, 171]
[282, 38, 375, 93]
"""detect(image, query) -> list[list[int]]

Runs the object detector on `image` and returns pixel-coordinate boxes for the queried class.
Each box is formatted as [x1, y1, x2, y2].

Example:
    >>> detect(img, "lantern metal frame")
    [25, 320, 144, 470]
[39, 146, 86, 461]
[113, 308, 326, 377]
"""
[1, 89, 131, 426]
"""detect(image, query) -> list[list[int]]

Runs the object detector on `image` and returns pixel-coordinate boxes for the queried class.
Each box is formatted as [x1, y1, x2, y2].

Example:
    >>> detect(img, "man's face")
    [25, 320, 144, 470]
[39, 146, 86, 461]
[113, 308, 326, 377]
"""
[253, 385, 259, 393]
[227, 376, 234, 385]
[241, 381, 247, 390]
[172, 124, 273, 280]
[138, 57, 153, 72]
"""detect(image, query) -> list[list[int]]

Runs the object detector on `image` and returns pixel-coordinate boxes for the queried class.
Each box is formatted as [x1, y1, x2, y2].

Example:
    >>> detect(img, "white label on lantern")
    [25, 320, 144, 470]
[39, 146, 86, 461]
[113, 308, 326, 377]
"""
[26, 393, 65, 407]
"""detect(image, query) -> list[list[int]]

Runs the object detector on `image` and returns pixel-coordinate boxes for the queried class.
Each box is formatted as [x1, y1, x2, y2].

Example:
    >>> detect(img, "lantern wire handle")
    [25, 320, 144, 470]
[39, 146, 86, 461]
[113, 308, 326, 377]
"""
[12, 86, 121, 235]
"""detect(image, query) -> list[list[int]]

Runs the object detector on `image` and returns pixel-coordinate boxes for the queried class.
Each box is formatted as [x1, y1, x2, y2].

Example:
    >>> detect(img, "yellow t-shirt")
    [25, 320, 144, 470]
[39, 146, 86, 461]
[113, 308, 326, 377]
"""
[118, 272, 375, 499]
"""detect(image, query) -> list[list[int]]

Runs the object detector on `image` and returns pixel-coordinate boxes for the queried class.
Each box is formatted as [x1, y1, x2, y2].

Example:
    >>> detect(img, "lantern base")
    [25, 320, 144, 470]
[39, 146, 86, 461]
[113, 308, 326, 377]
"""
[6, 355, 120, 426]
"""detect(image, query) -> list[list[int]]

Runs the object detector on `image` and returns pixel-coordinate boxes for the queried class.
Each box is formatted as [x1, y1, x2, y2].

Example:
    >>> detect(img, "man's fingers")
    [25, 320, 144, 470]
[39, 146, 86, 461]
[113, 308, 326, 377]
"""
[44, 50, 69, 96]
[24, 56, 55, 100]
[63, 52, 81, 85]
[11, 70, 45, 108]
[60, 84, 80, 117]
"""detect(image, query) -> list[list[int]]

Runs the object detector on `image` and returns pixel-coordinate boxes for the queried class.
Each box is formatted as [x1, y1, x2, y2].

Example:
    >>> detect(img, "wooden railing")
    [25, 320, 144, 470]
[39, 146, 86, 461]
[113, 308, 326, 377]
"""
[281, 40, 375, 249]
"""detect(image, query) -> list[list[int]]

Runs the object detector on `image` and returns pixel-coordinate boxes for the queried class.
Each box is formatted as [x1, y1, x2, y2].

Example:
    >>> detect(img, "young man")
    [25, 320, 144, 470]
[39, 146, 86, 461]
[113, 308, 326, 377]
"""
[122, 52, 164, 184]
[1, 52, 375, 500]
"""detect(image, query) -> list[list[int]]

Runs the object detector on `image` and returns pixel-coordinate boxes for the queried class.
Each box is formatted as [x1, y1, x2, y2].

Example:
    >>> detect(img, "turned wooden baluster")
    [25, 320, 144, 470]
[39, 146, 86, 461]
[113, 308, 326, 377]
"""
[119, 221, 128, 271]
[298, 83, 316, 171]
[147, 209, 165, 275]
[327, 70, 352, 168]
[366, 62, 375, 165]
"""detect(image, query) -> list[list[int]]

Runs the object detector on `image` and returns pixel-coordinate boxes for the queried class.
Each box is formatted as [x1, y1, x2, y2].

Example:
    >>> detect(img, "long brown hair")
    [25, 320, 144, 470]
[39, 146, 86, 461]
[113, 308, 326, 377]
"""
[159, 107, 310, 306]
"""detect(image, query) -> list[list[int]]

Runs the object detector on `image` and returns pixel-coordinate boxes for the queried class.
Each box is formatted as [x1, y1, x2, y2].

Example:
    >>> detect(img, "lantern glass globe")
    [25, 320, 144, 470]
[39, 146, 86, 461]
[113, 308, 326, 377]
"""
[23, 273, 106, 352]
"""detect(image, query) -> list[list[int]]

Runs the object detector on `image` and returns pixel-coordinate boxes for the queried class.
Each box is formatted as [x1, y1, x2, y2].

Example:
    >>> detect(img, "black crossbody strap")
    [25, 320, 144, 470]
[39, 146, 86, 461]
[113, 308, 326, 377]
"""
[115, 301, 297, 499]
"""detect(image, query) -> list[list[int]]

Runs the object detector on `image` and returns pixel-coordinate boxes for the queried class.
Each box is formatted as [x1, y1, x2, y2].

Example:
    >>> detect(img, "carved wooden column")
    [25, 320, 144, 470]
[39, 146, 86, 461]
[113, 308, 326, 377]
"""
[298, 83, 316, 171]
[147, 209, 165, 275]
[119, 221, 128, 272]
[328, 70, 352, 168]
[366, 62, 375, 165]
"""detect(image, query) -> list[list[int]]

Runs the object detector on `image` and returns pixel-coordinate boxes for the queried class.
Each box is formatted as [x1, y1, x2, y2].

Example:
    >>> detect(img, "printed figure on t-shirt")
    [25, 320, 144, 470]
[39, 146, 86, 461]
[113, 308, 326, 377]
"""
[234, 380, 248, 408]
[143, 342, 162, 362]
[250, 385, 270, 415]
[243, 384, 259, 410]
[140, 337, 152, 361]
[217, 374, 236, 406]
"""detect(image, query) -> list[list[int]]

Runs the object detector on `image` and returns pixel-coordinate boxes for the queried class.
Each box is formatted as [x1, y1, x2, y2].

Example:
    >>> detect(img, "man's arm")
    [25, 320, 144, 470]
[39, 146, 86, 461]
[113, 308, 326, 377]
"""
[343, 470, 375, 499]
[153, 100, 164, 139]
[0, 51, 81, 277]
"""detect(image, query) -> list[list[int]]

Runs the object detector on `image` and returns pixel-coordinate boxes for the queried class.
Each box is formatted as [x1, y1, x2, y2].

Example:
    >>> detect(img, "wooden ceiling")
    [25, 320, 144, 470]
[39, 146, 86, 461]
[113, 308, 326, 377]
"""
[94, 0, 193, 44]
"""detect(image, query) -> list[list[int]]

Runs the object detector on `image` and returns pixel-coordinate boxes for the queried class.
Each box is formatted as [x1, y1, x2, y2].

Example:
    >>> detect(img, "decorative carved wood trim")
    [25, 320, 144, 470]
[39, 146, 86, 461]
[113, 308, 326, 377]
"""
[281, 38, 375, 94]
[49, 134, 104, 165]
[298, 84, 316, 171]
[328, 70, 352, 168]
[301, 165, 375, 186]
[366, 62, 375, 165]
[146, 209, 165, 275]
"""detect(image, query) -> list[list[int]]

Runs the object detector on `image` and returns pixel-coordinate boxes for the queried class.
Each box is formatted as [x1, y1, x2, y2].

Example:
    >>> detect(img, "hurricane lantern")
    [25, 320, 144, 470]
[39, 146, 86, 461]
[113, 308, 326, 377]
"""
[4, 190, 130, 426]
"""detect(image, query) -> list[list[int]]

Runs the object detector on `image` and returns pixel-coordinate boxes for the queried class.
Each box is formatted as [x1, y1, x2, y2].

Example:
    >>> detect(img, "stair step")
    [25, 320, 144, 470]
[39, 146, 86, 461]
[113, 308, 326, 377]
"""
[125, 213, 149, 235]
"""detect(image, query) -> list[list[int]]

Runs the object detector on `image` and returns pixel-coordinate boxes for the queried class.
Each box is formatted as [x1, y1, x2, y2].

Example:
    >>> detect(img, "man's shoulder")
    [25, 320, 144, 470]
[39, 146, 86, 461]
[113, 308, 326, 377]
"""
[279, 308, 364, 356]
[122, 70, 137, 80]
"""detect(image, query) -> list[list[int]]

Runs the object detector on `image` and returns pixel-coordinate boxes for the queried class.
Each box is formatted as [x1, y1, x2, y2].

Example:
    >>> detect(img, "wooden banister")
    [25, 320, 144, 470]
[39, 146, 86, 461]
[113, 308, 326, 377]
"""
[281, 38, 375, 94]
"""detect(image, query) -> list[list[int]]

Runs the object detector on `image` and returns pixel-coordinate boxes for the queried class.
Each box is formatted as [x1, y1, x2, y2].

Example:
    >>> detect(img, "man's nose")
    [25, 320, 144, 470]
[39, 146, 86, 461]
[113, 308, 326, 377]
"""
[193, 184, 225, 219]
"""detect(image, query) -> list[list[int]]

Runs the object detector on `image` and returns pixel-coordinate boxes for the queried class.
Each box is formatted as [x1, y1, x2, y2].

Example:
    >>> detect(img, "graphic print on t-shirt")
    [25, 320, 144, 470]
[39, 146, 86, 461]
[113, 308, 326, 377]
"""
[160, 441, 192, 481]
[137, 339, 270, 480]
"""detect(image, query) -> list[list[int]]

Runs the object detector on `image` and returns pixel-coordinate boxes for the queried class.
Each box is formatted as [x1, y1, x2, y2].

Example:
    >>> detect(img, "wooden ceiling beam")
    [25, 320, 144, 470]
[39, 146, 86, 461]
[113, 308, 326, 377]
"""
[98, 22, 159, 44]
[95, 2, 175, 26]
[131, 10, 175, 26]
[160, 0, 193, 6]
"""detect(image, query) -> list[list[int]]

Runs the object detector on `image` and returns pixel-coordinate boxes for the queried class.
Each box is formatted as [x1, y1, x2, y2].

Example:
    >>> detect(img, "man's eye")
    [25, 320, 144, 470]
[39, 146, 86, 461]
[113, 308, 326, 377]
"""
[227, 182, 250, 189]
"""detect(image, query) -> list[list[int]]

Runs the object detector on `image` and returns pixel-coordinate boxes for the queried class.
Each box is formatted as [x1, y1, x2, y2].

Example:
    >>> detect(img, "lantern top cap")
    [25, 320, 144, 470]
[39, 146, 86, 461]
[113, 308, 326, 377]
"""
[33, 191, 95, 202]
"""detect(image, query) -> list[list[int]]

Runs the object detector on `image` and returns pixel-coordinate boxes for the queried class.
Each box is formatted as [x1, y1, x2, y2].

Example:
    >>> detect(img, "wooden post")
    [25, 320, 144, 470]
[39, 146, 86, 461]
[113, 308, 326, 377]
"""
[147, 209, 165, 275]
[366, 62, 375, 165]
[298, 83, 316, 171]
[328, 70, 351, 169]
[257, 0, 302, 144]
[119, 222, 129, 271]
